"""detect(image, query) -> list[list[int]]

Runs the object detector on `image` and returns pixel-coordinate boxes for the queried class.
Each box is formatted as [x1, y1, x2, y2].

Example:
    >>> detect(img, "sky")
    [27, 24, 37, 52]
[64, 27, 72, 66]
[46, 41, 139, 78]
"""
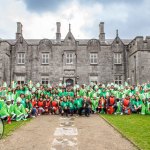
[0, 0, 150, 40]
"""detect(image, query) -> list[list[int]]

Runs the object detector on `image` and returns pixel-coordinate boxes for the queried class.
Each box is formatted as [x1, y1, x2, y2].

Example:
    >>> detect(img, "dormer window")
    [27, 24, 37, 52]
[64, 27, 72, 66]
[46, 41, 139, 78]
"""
[42, 53, 49, 64]
[114, 53, 122, 64]
[66, 53, 73, 64]
[17, 53, 25, 64]
[90, 53, 98, 64]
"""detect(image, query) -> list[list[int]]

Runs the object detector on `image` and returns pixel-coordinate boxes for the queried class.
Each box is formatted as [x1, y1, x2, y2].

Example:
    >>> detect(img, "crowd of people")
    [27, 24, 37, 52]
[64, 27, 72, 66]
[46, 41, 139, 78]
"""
[0, 81, 150, 124]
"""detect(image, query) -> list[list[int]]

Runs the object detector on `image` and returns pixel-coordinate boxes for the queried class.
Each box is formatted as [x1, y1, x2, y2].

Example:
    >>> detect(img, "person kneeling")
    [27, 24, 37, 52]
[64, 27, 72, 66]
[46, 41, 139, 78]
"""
[83, 96, 90, 117]
[121, 95, 131, 115]
[25, 98, 36, 117]
[60, 97, 69, 117]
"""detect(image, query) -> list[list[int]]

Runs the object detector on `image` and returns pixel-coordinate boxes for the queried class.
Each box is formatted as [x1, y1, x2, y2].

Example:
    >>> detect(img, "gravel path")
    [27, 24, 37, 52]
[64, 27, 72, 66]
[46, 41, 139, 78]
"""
[0, 115, 137, 150]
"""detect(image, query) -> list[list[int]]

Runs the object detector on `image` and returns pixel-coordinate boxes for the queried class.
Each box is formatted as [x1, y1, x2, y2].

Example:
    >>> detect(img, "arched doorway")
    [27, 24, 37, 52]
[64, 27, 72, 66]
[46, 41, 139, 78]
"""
[66, 78, 74, 87]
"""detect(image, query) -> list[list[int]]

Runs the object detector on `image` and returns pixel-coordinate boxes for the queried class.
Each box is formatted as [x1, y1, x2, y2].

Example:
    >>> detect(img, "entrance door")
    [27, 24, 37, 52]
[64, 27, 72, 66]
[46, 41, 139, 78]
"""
[66, 78, 74, 87]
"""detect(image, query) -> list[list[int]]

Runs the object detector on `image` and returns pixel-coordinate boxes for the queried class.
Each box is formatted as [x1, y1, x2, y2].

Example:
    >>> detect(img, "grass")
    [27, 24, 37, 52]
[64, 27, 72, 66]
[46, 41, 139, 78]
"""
[101, 114, 150, 150]
[3, 119, 31, 138]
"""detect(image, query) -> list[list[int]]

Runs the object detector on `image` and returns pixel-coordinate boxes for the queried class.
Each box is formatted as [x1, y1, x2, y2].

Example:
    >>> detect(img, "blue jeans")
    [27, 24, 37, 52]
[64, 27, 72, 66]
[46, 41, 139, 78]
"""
[31, 108, 37, 116]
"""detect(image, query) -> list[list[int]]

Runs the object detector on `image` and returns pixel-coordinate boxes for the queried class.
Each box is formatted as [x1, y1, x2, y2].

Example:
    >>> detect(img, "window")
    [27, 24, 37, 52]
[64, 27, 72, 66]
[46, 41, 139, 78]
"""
[114, 53, 122, 64]
[18, 53, 25, 64]
[114, 76, 122, 85]
[90, 53, 98, 64]
[66, 53, 73, 64]
[89, 76, 98, 83]
[41, 77, 49, 85]
[42, 53, 49, 64]
[17, 76, 25, 85]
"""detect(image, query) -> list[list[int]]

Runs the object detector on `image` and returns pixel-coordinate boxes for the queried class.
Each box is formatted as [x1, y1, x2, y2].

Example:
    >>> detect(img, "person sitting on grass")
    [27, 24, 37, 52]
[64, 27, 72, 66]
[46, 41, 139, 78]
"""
[14, 97, 28, 121]
[146, 98, 150, 114]
[107, 94, 118, 114]
[120, 95, 131, 115]
[91, 94, 98, 114]
[37, 97, 45, 115]
[0, 97, 15, 124]
[130, 95, 136, 113]
[134, 95, 142, 114]
[25, 98, 36, 117]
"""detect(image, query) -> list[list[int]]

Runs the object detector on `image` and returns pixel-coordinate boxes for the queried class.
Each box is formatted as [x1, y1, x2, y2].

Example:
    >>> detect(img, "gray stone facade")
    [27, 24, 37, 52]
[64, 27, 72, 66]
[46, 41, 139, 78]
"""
[0, 22, 150, 86]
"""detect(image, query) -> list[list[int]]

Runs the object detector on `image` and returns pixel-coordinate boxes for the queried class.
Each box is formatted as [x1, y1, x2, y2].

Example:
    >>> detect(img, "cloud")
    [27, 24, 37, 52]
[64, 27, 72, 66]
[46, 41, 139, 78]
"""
[23, 0, 68, 13]
[23, 0, 143, 14]
[0, 0, 150, 40]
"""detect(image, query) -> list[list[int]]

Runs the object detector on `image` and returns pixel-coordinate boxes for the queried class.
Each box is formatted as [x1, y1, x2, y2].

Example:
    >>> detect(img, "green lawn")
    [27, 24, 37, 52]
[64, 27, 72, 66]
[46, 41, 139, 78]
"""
[101, 114, 150, 150]
[3, 119, 31, 138]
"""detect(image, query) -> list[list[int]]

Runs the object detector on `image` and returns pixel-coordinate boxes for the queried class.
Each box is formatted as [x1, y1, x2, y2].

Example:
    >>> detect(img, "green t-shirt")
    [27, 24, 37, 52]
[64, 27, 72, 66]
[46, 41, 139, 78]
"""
[74, 98, 83, 108]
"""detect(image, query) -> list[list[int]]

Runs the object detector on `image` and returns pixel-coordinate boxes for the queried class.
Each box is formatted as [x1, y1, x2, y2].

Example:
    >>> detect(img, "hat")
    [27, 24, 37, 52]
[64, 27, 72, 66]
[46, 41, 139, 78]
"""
[48, 83, 52, 88]
[59, 83, 62, 87]
[32, 87, 36, 93]
[124, 82, 129, 87]
[16, 97, 22, 103]
[6, 95, 12, 101]
[3, 82, 7, 88]
[36, 83, 40, 88]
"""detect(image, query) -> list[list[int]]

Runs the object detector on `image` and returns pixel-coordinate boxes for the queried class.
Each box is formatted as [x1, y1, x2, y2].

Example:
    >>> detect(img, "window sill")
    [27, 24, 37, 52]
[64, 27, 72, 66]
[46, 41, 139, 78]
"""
[41, 64, 49, 65]
[17, 64, 25, 66]
[114, 63, 122, 65]
[90, 63, 98, 66]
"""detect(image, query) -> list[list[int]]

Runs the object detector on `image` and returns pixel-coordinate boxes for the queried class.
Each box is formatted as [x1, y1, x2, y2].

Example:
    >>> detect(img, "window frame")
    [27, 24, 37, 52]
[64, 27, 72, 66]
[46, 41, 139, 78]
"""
[90, 53, 98, 64]
[114, 75, 122, 85]
[41, 77, 49, 85]
[42, 53, 49, 65]
[66, 53, 73, 65]
[17, 52, 25, 64]
[17, 76, 25, 85]
[114, 53, 122, 64]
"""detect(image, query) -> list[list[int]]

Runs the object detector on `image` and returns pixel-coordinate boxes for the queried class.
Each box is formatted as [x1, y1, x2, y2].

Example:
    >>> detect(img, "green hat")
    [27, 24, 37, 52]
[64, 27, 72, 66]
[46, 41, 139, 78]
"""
[102, 84, 105, 88]
[28, 80, 33, 88]
[90, 82, 94, 86]
[94, 85, 98, 90]
[124, 82, 128, 87]
[140, 93, 146, 100]
[32, 87, 36, 93]
[59, 83, 62, 87]
[3, 82, 7, 88]
[135, 87, 139, 92]
[93, 93, 97, 97]
[63, 83, 66, 87]
[111, 83, 114, 86]
[107, 83, 111, 87]
[76, 85, 79, 89]
[120, 85, 124, 90]
[11, 93, 15, 100]
[11, 81, 17, 89]
[16, 97, 22, 103]
[25, 90, 30, 95]
[106, 92, 110, 97]
[48, 83, 52, 88]
[7, 95, 12, 101]
[36, 83, 40, 88]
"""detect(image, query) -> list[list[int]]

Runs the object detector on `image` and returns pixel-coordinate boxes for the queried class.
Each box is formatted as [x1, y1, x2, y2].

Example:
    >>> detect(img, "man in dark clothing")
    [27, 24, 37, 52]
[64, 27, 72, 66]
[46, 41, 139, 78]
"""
[83, 96, 91, 117]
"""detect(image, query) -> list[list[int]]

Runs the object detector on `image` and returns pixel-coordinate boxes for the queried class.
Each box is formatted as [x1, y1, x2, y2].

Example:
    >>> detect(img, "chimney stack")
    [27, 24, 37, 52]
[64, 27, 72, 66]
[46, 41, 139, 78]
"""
[16, 22, 23, 39]
[56, 22, 61, 43]
[99, 22, 105, 43]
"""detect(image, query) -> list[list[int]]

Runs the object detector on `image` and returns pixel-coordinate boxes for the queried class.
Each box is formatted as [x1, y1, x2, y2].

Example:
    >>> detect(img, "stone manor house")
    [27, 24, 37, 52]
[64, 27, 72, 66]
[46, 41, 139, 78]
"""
[0, 22, 150, 86]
